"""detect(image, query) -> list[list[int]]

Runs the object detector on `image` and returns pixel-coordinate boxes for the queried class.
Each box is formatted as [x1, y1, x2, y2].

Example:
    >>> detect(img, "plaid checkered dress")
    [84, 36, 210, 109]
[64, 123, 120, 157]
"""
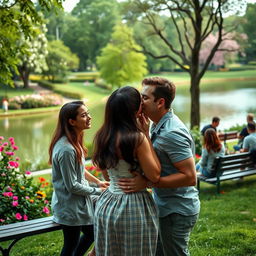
[94, 160, 158, 256]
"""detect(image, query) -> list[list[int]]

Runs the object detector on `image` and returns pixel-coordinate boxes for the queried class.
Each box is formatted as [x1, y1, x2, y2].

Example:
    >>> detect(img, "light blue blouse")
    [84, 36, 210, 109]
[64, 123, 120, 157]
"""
[51, 136, 101, 226]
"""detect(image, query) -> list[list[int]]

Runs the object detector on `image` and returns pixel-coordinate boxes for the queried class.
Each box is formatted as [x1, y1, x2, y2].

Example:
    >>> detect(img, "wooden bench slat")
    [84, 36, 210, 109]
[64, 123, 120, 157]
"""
[221, 163, 254, 171]
[0, 216, 62, 242]
[0, 216, 54, 231]
[200, 169, 256, 183]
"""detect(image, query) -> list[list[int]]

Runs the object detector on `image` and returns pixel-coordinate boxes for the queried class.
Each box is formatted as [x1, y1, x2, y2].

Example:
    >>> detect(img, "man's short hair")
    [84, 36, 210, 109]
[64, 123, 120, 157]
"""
[142, 77, 176, 109]
[247, 113, 254, 122]
[247, 122, 256, 131]
[212, 116, 220, 123]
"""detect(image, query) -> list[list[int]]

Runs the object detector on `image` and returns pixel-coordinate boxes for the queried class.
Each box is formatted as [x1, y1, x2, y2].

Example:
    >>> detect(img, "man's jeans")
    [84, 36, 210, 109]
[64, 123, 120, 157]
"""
[156, 213, 199, 256]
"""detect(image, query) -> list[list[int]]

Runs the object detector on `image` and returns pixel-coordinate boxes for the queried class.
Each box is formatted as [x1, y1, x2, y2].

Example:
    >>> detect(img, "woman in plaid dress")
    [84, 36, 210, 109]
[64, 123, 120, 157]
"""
[93, 86, 161, 255]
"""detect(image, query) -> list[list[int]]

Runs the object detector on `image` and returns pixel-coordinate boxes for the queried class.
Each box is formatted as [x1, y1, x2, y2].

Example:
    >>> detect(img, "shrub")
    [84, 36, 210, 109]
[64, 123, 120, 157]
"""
[0, 137, 51, 225]
[8, 94, 63, 109]
[190, 126, 202, 157]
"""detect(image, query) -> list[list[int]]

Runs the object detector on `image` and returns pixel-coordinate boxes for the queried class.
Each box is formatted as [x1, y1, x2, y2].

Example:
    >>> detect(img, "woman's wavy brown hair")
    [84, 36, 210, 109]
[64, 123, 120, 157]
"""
[204, 128, 222, 153]
[93, 86, 142, 170]
[48, 101, 87, 165]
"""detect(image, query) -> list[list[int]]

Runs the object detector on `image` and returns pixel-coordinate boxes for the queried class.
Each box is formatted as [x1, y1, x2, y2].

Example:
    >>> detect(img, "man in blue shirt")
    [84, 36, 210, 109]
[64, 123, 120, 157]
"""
[119, 77, 200, 256]
[201, 116, 220, 136]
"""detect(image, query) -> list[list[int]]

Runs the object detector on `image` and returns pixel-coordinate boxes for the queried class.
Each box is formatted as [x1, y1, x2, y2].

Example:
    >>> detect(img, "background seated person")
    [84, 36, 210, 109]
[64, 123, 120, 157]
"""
[201, 116, 220, 136]
[196, 128, 225, 178]
[234, 113, 255, 151]
[240, 122, 256, 153]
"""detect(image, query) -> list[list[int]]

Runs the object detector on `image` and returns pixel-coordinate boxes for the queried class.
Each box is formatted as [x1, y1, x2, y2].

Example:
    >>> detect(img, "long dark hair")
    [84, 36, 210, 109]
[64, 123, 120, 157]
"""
[49, 101, 87, 165]
[93, 86, 142, 170]
[204, 128, 222, 153]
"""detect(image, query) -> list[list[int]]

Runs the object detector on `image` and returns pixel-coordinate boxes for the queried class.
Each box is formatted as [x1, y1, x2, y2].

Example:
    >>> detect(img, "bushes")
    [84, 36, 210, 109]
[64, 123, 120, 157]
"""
[0, 137, 51, 225]
[190, 126, 202, 157]
[8, 94, 63, 109]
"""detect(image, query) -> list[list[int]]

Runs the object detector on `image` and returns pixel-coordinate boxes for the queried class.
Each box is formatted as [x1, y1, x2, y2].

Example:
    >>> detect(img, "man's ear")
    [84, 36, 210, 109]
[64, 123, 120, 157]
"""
[157, 98, 165, 109]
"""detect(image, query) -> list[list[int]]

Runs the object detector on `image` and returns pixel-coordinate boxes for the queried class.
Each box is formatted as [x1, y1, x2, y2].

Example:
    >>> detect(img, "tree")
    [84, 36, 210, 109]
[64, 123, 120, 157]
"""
[97, 24, 147, 88]
[44, 40, 79, 82]
[122, 0, 247, 128]
[133, 18, 176, 73]
[199, 32, 242, 68]
[17, 24, 48, 88]
[62, 0, 120, 70]
[242, 3, 256, 62]
[0, 0, 63, 87]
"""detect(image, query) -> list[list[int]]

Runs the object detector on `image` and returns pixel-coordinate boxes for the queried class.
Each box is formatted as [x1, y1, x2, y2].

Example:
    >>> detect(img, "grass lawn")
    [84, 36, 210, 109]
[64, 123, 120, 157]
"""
[48, 82, 110, 106]
[156, 70, 256, 87]
[1, 175, 256, 255]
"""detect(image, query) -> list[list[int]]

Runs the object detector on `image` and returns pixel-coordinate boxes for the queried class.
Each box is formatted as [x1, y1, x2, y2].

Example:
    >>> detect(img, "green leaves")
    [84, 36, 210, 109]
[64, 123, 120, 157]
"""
[97, 24, 147, 88]
[0, 0, 63, 87]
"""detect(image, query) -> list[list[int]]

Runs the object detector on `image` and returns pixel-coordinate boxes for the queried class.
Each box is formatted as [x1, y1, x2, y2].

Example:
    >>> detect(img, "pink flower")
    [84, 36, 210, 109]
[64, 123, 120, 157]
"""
[23, 215, 28, 221]
[15, 213, 22, 220]
[25, 196, 30, 199]
[9, 137, 14, 142]
[43, 206, 50, 214]
[8, 161, 19, 168]
[25, 171, 31, 175]
[12, 145, 18, 150]
[0, 219, 5, 223]
[6, 152, 14, 156]
[16, 157, 20, 161]
[3, 192, 13, 197]
[44, 200, 49, 204]
[0, 146, 4, 152]
[3, 142, 8, 146]
[12, 201, 19, 207]
[7, 187, 13, 191]
[13, 196, 18, 200]
[0, 136, 4, 140]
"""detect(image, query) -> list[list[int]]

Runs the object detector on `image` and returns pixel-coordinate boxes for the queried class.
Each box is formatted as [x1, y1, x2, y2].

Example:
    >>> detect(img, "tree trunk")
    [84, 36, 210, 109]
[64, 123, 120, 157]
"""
[18, 63, 30, 88]
[190, 75, 200, 129]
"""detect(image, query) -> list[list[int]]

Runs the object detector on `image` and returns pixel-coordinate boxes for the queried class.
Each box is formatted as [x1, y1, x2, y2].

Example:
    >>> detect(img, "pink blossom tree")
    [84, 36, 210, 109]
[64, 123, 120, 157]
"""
[200, 32, 246, 68]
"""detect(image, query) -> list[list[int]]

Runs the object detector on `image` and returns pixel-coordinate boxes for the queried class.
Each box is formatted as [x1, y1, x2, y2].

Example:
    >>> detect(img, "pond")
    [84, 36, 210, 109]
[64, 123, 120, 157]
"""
[1, 85, 256, 169]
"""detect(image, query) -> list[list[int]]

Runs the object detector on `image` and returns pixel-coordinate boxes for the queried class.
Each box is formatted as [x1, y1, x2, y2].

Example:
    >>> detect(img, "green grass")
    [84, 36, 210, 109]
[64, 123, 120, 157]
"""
[0, 86, 34, 98]
[190, 176, 256, 256]
[1, 175, 256, 255]
[51, 82, 110, 106]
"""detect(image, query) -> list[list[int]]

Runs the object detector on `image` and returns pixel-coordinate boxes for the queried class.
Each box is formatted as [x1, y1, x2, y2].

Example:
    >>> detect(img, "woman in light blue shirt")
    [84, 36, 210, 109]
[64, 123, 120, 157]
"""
[196, 128, 225, 177]
[49, 101, 108, 256]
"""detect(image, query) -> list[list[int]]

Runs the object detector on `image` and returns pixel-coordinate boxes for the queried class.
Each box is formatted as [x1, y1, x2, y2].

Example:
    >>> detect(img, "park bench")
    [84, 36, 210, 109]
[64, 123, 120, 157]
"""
[0, 216, 61, 256]
[218, 130, 238, 145]
[197, 152, 256, 193]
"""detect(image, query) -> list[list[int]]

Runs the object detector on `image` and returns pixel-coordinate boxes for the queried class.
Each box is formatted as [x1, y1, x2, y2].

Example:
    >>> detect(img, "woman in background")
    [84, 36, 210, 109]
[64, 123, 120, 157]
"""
[196, 128, 225, 177]
[49, 101, 108, 256]
[93, 86, 161, 256]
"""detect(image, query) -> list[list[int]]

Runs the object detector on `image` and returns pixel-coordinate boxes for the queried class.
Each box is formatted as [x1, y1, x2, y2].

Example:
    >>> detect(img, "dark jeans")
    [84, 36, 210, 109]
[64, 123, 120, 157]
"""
[156, 213, 199, 256]
[61, 224, 94, 256]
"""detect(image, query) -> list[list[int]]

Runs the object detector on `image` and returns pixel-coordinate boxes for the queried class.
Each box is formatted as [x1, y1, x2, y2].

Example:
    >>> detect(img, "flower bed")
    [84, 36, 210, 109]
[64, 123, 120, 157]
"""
[0, 137, 51, 225]
[8, 94, 63, 110]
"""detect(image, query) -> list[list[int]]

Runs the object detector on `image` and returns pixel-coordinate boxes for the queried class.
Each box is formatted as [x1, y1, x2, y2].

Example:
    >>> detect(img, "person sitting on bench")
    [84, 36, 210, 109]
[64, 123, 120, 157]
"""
[234, 113, 255, 151]
[196, 128, 225, 178]
[240, 122, 256, 155]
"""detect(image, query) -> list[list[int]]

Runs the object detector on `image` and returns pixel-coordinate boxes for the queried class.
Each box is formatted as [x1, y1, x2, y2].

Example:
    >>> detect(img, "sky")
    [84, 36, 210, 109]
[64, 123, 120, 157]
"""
[62, 0, 79, 12]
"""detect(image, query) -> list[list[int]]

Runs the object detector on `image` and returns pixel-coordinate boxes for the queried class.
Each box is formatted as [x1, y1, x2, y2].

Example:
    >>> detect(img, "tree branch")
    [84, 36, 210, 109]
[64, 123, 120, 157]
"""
[136, 44, 190, 72]
[199, 0, 223, 79]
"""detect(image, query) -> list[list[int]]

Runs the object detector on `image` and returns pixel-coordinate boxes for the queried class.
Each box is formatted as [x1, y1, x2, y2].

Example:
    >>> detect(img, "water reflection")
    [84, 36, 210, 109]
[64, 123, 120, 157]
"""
[0, 87, 256, 168]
